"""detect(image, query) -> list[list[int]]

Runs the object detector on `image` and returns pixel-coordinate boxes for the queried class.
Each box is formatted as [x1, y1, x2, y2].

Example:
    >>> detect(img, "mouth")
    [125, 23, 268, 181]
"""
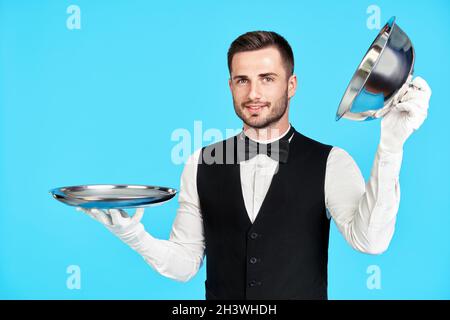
[245, 104, 267, 113]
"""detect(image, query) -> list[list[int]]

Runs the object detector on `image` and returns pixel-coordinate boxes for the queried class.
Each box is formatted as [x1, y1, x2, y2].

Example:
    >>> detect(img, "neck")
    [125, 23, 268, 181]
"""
[243, 120, 291, 143]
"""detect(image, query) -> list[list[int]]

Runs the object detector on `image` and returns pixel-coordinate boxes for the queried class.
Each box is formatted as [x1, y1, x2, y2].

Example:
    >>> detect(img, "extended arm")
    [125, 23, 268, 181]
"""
[78, 149, 205, 282]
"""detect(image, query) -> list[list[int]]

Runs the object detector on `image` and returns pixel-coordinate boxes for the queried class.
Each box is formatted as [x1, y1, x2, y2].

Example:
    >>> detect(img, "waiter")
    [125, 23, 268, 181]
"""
[78, 31, 431, 299]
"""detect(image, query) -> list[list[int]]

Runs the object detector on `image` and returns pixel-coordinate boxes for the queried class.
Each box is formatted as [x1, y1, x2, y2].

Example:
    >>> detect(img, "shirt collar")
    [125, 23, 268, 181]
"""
[239, 124, 294, 144]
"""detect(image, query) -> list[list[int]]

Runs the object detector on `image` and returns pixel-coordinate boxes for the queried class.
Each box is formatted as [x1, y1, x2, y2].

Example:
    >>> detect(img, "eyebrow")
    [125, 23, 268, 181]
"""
[232, 72, 279, 80]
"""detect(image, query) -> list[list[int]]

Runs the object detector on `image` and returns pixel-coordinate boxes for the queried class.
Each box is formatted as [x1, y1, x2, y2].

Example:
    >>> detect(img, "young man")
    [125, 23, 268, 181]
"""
[79, 31, 431, 299]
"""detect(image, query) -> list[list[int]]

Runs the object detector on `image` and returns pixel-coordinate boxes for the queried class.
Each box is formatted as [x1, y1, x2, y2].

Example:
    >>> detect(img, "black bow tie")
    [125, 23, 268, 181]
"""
[237, 126, 295, 163]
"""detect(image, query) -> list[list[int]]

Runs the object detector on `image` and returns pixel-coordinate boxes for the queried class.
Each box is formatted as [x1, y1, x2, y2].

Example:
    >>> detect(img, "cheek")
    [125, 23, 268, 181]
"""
[266, 84, 286, 100]
[232, 87, 249, 100]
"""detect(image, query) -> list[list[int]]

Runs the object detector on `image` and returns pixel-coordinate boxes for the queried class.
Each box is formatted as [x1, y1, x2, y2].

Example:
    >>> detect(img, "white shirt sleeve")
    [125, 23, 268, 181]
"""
[325, 146, 403, 254]
[123, 149, 205, 282]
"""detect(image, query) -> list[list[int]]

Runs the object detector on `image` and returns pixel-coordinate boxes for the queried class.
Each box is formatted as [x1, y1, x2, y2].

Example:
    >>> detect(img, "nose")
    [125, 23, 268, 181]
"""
[248, 81, 262, 101]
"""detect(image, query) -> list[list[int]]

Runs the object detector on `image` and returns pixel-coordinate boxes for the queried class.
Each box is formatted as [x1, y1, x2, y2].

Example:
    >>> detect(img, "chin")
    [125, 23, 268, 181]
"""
[245, 118, 270, 129]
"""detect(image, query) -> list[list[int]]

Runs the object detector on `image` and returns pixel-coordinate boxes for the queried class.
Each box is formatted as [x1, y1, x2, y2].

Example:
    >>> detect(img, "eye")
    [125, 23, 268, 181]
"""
[263, 77, 274, 82]
[237, 79, 248, 84]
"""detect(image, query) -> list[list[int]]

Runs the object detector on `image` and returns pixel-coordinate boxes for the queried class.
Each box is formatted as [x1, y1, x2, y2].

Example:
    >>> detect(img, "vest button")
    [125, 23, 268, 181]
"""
[248, 280, 262, 287]
[250, 232, 258, 239]
[249, 257, 258, 264]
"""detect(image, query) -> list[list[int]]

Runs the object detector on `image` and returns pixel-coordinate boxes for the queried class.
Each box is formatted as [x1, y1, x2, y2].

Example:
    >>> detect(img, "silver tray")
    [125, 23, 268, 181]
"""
[49, 184, 177, 209]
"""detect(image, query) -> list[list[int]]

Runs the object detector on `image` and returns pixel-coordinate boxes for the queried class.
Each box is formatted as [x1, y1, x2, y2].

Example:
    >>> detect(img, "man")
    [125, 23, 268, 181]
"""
[78, 31, 431, 299]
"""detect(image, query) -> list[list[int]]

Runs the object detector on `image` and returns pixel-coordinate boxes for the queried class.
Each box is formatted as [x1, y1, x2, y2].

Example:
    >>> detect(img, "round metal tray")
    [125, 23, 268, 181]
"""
[49, 184, 177, 209]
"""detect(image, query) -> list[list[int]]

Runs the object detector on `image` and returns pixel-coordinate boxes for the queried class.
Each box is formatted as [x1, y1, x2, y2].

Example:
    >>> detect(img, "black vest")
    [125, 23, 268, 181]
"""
[197, 128, 333, 300]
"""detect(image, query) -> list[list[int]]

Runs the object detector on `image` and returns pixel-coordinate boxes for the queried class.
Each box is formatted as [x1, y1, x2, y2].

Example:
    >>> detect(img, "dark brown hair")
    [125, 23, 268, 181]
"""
[227, 31, 294, 77]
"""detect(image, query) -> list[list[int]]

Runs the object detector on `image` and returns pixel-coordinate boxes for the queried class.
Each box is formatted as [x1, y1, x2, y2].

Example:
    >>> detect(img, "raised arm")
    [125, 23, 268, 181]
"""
[325, 76, 431, 254]
[325, 146, 402, 254]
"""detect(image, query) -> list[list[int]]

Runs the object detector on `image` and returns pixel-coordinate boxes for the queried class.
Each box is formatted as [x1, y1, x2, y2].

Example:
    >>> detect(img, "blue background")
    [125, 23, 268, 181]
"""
[1, 0, 449, 299]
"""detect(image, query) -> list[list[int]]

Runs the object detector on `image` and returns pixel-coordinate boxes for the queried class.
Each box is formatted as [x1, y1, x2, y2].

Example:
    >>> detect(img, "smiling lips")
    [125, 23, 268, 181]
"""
[245, 104, 268, 113]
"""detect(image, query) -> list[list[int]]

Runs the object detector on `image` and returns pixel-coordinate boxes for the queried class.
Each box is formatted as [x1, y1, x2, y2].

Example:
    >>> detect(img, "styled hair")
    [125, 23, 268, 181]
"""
[227, 31, 294, 77]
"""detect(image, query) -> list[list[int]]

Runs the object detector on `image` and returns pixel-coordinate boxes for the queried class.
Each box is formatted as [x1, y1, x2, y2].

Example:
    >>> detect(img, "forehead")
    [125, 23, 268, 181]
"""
[231, 46, 285, 76]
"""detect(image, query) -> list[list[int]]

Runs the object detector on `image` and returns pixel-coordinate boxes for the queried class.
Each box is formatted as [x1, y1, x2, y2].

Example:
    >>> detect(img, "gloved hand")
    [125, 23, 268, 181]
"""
[376, 75, 432, 153]
[76, 207, 146, 240]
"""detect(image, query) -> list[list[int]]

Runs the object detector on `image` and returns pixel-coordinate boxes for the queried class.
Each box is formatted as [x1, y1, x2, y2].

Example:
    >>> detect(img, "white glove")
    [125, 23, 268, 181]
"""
[76, 207, 146, 240]
[376, 76, 432, 153]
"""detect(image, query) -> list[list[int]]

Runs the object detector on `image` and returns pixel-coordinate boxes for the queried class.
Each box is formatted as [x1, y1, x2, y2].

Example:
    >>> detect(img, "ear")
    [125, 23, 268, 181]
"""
[228, 78, 232, 91]
[287, 74, 297, 99]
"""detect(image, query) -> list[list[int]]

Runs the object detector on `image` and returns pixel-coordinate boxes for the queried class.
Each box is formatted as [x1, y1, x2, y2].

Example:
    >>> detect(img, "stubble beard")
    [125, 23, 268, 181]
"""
[233, 90, 289, 129]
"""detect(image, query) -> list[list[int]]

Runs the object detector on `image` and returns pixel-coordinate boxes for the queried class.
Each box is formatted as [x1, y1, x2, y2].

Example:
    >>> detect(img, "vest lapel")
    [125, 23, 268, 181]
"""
[237, 138, 293, 227]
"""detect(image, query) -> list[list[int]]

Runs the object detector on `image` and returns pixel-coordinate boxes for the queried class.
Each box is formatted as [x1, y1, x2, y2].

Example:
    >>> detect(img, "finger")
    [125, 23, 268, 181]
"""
[108, 209, 122, 225]
[393, 80, 412, 103]
[77, 207, 97, 219]
[374, 102, 394, 118]
[400, 89, 431, 109]
[78, 208, 98, 221]
[131, 207, 145, 223]
[396, 99, 428, 117]
[406, 74, 413, 84]
[91, 208, 113, 225]
[118, 209, 130, 218]
[412, 76, 432, 95]
[394, 101, 419, 115]
[374, 108, 388, 119]
[394, 101, 427, 130]
[77, 207, 111, 225]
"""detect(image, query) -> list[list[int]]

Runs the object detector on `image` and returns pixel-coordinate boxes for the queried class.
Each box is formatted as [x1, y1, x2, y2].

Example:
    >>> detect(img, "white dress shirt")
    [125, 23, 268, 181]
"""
[126, 125, 403, 282]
